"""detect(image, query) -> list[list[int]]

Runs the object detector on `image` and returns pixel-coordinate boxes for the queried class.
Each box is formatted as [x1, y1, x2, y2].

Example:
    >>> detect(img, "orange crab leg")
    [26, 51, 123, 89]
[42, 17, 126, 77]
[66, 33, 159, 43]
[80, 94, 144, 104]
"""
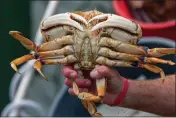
[33, 60, 48, 81]
[81, 100, 103, 117]
[73, 78, 106, 102]
[145, 57, 175, 65]
[9, 31, 37, 51]
[73, 81, 104, 117]
[138, 63, 165, 83]
[96, 57, 167, 83]
[32, 55, 77, 80]
[147, 48, 176, 57]
[10, 54, 34, 73]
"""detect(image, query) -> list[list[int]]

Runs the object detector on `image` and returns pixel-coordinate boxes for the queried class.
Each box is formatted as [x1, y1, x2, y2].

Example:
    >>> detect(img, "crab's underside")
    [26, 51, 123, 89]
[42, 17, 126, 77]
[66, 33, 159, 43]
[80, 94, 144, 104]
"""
[10, 10, 175, 117]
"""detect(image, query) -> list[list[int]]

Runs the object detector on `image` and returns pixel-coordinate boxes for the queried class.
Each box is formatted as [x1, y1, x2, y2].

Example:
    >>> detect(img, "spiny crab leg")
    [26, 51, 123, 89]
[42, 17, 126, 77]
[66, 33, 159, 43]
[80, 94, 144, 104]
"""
[9, 31, 37, 51]
[96, 56, 135, 67]
[33, 60, 48, 80]
[38, 35, 74, 52]
[72, 78, 105, 117]
[10, 54, 34, 73]
[144, 57, 175, 65]
[99, 37, 147, 55]
[138, 64, 166, 83]
[98, 47, 175, 65]
[98, 47, 141, 61]
[73, 78, 106, 102]
[96, 56, 166, 82]
[38, 45, 74, 58]
[81, 100, 103, 117]
[32, 55, 77, 81]
[100, 37, 176, 57]
[9, 30, 77, 81]
[41, 55, 77, 64]
[147, 48, 176, 57]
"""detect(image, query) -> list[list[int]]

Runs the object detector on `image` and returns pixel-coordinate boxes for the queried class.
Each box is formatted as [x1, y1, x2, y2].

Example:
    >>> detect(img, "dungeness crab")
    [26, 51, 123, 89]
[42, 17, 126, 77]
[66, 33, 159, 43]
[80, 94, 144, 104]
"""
[10, 10, 175, 117]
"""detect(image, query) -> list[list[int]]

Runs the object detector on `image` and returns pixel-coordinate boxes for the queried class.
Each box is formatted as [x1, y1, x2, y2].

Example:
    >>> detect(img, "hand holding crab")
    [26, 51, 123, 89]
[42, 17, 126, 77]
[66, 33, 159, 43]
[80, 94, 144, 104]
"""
[63, 65, 125, 105]
[9, 10, 175, 117]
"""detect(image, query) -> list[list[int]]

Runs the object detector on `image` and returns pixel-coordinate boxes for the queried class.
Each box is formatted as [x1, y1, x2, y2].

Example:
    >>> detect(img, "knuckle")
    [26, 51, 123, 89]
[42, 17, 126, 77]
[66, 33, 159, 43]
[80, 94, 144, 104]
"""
[98, 65, 109, 74]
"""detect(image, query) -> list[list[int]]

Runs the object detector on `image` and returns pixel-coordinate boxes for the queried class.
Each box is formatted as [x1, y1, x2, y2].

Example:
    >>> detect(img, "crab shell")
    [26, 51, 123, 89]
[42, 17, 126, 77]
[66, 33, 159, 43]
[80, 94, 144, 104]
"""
[39, 11, 143, 70]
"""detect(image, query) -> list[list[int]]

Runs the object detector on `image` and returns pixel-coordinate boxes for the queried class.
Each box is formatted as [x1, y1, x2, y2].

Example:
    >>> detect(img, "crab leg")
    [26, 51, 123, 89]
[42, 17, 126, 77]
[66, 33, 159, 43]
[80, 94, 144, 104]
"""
[74, 78, 106, 102]
[145, 57, 175, 65]
[73, 79, 105, 117]
[96, 56, 134, 67]
[81, 100, 103, 117]
[98, 47, 140, 61]
[147, 48, 176, 57]
[138, 64, 165, 83]
[10, 54, 34, 73]
[96, 56, 166, 82]
[9, 31, 37, 51]
[41, 55, 77, 64]
[32, 55, 77, 81]
[98, 47, 175, 65]
[38, 45, 74, 58]
[33, 60, 48, 80]
[38, 35, 73, 52]
[99, 37, 147, 55]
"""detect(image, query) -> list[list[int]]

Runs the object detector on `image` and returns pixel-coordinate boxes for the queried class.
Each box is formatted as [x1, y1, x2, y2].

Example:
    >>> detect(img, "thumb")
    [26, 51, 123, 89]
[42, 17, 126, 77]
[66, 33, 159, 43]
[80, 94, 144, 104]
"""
[90, 65, 120, 79]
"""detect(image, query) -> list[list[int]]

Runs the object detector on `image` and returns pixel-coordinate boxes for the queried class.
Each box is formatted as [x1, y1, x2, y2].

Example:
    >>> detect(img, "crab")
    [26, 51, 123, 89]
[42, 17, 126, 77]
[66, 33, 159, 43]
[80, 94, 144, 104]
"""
[10, 10, 175, 117]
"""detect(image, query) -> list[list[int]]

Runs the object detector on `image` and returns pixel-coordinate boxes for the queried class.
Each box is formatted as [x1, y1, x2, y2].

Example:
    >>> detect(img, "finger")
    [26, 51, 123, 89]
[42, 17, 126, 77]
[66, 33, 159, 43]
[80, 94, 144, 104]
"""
[62, 65, 77, 79]
[68, 88, 88, 96]
[75, 79, 92, 87]
[64, 78, 73, 87]
[90, 65, 120, 79]
[64, 78, 92, 88]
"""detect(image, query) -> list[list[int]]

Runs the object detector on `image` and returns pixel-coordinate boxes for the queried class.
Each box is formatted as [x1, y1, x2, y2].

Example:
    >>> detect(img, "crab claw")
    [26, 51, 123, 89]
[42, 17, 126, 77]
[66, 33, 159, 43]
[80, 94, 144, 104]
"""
[89, 14, 142, 36]
[41, 12, 87, 31]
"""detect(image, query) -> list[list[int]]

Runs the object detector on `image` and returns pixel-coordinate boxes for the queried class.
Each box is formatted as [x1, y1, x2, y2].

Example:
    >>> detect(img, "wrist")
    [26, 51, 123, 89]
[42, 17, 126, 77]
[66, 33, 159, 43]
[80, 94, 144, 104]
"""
[111, 77, 129, 106]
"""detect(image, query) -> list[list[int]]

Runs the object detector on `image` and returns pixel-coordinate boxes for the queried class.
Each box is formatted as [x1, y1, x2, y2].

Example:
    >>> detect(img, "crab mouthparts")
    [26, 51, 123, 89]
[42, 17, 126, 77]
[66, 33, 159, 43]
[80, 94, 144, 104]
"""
[80, 61, 95, 70]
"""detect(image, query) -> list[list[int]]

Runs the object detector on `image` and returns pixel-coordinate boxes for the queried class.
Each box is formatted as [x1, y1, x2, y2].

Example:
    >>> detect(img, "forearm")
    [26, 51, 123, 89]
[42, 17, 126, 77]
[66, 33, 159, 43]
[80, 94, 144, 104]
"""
[119, 75, 176, 116]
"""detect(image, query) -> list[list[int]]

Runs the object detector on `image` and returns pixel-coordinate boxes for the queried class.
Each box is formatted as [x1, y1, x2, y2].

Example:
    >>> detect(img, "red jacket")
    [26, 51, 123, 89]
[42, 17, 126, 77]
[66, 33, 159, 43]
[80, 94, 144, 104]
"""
[113, 0, 176, 41]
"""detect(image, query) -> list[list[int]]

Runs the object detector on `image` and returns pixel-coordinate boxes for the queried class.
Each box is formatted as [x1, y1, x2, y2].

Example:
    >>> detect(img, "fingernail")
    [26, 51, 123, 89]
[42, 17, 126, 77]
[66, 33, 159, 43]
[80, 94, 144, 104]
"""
[90, 70, 99, 78]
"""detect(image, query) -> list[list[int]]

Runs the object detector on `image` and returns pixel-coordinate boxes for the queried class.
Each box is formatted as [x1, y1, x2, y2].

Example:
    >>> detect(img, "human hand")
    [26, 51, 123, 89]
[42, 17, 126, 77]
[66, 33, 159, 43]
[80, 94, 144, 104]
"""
[62, 65, 126, 105]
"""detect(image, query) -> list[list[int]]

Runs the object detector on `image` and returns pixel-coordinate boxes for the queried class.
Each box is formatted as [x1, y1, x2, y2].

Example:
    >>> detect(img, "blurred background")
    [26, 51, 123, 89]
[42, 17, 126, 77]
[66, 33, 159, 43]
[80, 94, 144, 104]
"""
[0, 0, 175, 116]
[1, 0, 29, 112]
